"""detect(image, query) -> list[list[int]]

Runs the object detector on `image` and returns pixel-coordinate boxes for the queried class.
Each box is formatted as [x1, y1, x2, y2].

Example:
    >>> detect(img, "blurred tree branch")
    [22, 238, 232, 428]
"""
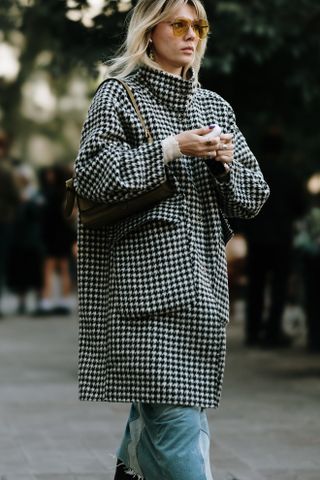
[0, 0, 319, 170]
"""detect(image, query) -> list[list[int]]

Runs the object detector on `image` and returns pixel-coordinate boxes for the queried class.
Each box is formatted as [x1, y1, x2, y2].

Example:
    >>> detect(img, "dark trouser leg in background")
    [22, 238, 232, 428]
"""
[0, 222, 11, 316]
[264, 243, 291, 343]
[303, 255, 320, 352]
[245, 242, 268, 345]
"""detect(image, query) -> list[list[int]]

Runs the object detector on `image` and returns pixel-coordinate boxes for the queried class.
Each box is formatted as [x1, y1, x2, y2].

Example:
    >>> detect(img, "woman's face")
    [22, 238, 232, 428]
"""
[151, 4, 201, 76]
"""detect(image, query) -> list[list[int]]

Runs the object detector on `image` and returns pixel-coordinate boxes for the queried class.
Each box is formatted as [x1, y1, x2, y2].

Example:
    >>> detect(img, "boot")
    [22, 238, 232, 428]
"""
[114, 459, 145, 479]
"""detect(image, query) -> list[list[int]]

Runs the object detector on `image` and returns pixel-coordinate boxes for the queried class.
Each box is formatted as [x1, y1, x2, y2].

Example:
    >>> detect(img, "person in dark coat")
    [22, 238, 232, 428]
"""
[6, 165, 45, 314]
[243, 128, 305, 348]
[0, 132, 20, 318]
[38, 165, 76, 315]
[294, 191, 320, 352]
[74, 1, 270, 478]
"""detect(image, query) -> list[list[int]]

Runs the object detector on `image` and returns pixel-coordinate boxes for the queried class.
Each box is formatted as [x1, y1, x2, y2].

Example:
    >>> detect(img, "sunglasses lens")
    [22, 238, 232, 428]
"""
[171, 19, 209, 39]
[172, 20, 189, 36]
[194, 20, 209, 39]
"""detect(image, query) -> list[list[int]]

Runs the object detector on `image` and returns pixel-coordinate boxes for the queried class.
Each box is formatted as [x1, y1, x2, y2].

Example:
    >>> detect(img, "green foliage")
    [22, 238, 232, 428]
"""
[200, 0, 320, 163]
[0, 0, 319, 170]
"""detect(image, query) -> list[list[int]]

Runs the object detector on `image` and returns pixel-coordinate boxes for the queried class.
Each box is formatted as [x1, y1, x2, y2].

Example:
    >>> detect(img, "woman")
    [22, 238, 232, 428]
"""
[6, 164, 44, 315]
[74, 0, 270, 478]
[39, 166, 76, 315]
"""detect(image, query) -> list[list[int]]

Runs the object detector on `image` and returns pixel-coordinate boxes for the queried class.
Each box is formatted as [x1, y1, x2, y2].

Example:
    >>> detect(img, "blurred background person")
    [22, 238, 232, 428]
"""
[0, 131, 20, 318]
[243, 127, 305, 348]
[294, 185, 320, 353]
[6, 164, 45, 315]
[37, 165, 76, 316]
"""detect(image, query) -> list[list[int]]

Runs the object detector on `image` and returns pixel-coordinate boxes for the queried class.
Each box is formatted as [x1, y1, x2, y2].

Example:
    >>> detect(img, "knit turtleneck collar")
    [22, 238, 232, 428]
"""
[134, 65, 199, 112]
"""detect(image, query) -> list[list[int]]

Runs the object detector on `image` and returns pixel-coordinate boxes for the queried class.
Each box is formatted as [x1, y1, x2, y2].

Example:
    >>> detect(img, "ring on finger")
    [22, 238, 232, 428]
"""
[219, 144, 228, 150]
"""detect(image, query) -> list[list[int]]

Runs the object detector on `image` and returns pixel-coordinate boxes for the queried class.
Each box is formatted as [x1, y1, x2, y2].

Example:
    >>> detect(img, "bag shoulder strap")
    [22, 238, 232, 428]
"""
[65, 77, 153, 216]
[65, 178, 76, 217]
[96, 77, 153, 145]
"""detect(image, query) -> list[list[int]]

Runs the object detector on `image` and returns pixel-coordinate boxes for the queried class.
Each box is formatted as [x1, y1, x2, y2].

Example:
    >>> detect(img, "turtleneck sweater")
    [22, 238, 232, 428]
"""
[135, 65, 229, 176]
[134, 64, 198, 111]
[134, 66, 198, 164]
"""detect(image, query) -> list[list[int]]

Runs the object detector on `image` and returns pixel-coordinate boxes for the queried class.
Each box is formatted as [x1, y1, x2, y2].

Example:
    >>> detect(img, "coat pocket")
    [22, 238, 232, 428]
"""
[110, 218, 196, 317]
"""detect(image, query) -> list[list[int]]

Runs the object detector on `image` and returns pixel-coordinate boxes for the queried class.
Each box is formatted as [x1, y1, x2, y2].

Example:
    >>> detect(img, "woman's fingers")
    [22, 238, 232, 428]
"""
[220, 133, 233, 142]
[205, 150, 217, 158]
[216, 135, 234, 162]
[203, 142, 233, 159]
[176, 129, 234, 158]
[216, 147, 233, 160]
[217, 144, 233, 152]
[193, 126, 214, 136]
[218, 134, 234, 152]
[216, 155, 233, 163]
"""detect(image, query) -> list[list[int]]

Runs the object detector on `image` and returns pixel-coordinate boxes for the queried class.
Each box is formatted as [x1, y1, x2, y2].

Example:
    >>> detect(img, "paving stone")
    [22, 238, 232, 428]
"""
[34, 476, 77, 480]
[0, 304, 319, 479]
[1, 476, 36, 480]
[0, 448, 31, 475]
[72, 477, 107, 480]
[261, 470, 320, 480]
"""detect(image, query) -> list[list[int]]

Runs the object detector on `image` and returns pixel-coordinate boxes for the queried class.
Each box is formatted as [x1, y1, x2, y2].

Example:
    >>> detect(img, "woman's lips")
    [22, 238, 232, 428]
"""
[181, 48, 194, 53]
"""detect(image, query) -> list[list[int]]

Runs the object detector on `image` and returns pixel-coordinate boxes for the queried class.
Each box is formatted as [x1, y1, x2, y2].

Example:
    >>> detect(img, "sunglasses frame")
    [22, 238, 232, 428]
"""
[168, 17, 210, 39]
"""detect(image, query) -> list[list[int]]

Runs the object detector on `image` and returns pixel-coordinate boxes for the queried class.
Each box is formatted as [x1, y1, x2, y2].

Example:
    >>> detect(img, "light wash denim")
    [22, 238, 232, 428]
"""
[117, 402, 214, 480]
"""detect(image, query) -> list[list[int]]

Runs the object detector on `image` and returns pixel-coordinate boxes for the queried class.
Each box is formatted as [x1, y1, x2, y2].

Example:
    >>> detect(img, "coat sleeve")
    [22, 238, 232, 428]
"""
[206, 104, 270, 219]
[74, 81, 167, 203]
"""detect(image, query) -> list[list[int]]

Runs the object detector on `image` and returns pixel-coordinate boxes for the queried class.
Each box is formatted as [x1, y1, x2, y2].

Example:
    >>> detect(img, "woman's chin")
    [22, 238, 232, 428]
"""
[178, 54, 195, 66]
[174, 57, 193, 68]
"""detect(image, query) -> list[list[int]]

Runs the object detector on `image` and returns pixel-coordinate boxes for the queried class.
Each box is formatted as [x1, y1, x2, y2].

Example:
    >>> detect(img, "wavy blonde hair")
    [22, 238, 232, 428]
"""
[107, 0, 208, 81]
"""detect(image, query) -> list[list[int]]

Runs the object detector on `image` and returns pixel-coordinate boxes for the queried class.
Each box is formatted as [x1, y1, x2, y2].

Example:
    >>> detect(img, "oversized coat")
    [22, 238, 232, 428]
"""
[74, 66, 270, 408]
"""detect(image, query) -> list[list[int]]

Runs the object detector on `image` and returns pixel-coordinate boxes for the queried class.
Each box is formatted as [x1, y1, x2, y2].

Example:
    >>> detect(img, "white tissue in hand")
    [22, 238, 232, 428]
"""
[202, 124, 222, 140]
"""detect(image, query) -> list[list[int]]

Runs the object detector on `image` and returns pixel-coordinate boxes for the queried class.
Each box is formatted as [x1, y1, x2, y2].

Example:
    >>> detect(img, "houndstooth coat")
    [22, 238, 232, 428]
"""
[74, 66, 270, 408]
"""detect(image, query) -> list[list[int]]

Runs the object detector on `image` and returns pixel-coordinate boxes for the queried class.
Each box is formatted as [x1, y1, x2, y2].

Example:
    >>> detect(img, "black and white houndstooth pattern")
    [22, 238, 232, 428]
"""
[75, 66, 270, 408]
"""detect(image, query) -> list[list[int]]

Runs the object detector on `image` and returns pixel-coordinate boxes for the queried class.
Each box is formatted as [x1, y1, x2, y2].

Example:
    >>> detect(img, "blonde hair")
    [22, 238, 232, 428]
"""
[107, 0, 208, 81]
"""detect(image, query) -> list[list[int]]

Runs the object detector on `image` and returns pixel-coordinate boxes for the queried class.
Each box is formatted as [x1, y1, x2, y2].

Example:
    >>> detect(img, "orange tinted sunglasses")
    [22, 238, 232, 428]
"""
[169, 18, 210, 39]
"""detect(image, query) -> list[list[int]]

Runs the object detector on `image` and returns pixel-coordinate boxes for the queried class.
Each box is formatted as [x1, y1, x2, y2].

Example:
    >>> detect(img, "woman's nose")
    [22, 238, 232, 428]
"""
[185, 25, 196, 40]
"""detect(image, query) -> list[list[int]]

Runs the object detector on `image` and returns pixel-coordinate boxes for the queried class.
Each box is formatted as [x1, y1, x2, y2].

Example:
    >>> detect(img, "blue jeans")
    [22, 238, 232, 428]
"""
[117, 403, 213, 480]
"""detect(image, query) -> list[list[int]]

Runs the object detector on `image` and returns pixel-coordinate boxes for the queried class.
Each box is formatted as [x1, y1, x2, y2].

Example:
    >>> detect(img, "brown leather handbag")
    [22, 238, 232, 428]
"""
[65, 79, 176, 229]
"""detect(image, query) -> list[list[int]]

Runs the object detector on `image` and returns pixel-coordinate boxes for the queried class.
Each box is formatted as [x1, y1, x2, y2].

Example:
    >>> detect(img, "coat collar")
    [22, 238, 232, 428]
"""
[133, 65, 199, 112]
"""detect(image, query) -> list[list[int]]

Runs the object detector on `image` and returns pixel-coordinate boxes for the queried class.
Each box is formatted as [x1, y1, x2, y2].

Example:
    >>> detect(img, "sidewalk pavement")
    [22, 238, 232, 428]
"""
[0, 299, 319, 480]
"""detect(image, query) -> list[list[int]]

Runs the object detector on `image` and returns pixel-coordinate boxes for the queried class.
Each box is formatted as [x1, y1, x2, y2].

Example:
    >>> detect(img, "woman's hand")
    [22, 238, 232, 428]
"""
[175, 127, 220, 158]
[215, 133, 234, 165]
[175, 128, 234, 164]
